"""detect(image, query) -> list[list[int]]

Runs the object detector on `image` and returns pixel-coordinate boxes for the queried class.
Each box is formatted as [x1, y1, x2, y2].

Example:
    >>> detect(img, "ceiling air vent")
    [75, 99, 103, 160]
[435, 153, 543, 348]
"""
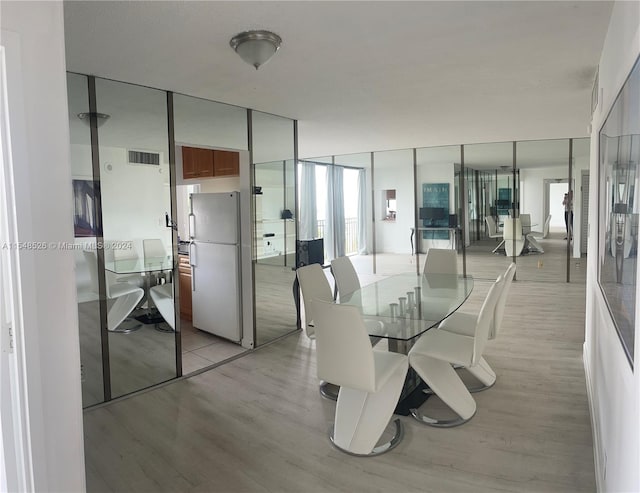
[128, 149, 160, 166]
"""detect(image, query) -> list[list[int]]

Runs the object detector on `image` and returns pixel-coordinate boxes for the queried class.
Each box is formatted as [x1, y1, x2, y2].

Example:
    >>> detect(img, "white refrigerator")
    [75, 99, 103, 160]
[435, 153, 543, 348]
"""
[189, 192, 242, 342]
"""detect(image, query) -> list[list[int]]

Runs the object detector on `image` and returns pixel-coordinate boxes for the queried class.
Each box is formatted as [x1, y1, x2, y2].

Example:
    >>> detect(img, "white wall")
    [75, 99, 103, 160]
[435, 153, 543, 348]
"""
[585, 2, 640, 492]
[1, 2, 86, 491]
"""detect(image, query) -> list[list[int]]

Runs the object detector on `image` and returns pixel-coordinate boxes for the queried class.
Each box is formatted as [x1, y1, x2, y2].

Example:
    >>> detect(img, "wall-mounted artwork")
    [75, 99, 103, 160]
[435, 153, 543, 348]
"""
[598, 56, 640, 366]
[73, 179, 102, 237]
[422, 183, 449, 239]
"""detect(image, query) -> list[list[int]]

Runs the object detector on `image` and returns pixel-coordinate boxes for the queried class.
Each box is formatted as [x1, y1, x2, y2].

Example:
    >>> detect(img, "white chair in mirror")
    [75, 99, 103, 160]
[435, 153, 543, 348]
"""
[149, 282, 175, 331]
[439, 262, 516, 392]
[408, 276, 502, 427]
[503, 218, 525, 256]
[312, 300, 408, 456]
[485, 216, 505, 253]
[296, 264, 338, 400]
[520, 214, 544, 253]
[423, 247, 458, 276]
[103, 240, 144, 288]
[83, 250, 144, 333]
[143, 238, 170, 282]
[530, 214, 551, 239]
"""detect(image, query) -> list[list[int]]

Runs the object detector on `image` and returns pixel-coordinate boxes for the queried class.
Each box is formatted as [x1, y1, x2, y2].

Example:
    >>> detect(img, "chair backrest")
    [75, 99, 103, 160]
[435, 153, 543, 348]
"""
[83, 250, 111, 298]
[543, 215, 551, 238]
[296, 264, 333, 336]
[331, 256, 360, 300]
[485, 216, 498, 237]
[519, 214, 531, 234]
[472, 276, 503, 365]
[311, 300, 376, 393]
[502, 218, 523, 241]
[143, 239, 166, 263]
[490, 262, 516, 340]
[423, 248, 458, 276]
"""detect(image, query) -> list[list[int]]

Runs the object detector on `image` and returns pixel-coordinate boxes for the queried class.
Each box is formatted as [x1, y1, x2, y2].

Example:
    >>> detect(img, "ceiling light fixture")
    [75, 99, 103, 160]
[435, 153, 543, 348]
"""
[77, 112, 110, 127]
[229, 30, 282, 70]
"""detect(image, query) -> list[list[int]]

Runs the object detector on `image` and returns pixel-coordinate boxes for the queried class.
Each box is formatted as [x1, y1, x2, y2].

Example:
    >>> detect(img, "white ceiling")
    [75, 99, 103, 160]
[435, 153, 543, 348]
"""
[63, 1, 612, 159]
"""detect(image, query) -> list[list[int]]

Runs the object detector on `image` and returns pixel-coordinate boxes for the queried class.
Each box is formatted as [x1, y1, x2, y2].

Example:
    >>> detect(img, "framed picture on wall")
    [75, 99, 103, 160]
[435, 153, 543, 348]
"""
[72, 179, 102, 237]
[597, 56, 639, 366]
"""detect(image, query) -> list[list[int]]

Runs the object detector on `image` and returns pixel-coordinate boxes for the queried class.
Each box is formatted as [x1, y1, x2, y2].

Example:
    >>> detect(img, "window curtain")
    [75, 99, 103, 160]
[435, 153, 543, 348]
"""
[357, 169, 368, 254]
[325, 165, 345, 260]
[299, 162, 317, 240]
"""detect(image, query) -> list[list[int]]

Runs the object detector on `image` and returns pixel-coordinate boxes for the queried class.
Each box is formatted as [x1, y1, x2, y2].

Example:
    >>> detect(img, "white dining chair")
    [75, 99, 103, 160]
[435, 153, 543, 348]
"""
[331, 256, 386, 344]
[84, 250, 144, 333]
[311, 299, 408, 456]
[530, 215, 551, 239]
[103, 240, 145, 290]
[408, 277, 502, 427]
[503, 218, 525, 257]
[520, 214, 532, 235]
[439, 262, 516, 392]
[296, 264, 339, 400]
[423, 248, 458, 276]
[149, 282, 175, 331]
[485, 216, 505, 253]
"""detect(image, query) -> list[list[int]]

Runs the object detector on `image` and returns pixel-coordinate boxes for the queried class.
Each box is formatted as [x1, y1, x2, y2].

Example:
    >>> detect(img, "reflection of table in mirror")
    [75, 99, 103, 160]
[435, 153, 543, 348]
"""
[339, 272, 474, 414]
[410, 227, 459, 254]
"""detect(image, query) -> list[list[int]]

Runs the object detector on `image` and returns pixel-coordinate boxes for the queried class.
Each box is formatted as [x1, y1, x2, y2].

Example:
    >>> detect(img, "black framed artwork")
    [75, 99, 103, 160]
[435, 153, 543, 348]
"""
[72, 179, 102, 237]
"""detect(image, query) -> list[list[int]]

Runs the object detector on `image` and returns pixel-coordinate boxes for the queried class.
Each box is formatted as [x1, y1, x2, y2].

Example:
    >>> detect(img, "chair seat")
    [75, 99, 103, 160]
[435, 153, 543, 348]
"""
[109, 281, 144, 299]
[410, 328, 474, 367]
[372, 351, 408, 392]
[439, 312, 477, 337]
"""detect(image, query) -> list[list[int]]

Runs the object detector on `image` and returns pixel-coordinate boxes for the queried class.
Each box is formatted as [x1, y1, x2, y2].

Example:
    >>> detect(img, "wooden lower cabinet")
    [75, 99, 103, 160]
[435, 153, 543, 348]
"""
[178, 255, 192, 321]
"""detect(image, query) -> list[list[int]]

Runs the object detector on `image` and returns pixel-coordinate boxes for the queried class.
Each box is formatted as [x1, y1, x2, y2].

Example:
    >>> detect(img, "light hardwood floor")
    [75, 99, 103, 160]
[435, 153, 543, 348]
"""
[83, 244, 595, 492]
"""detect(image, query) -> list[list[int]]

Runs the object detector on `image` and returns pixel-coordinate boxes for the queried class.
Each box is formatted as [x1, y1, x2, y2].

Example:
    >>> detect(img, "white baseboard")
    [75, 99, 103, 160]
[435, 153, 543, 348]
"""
[583, 342, 604, 493]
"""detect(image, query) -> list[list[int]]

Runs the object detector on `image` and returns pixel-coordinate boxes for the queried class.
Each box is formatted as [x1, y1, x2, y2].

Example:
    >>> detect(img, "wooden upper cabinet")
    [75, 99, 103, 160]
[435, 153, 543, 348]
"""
[213, 150, 240, 177]
[182, 146, 214, 178]
[182, 147, 239, 179]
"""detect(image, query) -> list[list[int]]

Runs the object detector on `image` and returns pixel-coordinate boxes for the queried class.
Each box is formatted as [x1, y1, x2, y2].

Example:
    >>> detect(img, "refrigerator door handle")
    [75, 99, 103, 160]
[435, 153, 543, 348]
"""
[188, 213, 195, 240]
[189, 242, 196, 291]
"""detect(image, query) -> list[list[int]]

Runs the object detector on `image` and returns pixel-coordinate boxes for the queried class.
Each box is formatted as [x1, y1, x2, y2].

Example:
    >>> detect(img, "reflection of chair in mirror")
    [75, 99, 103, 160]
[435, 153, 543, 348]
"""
[503, 218, 525, 256]
[104, 240, 144, 288]
[440, 262, 516, 392]
[408, 277, 501, 427]
[149, 283, 175, 331]
[519, 214, 531, 235]
[485, 216, 505, 253]
[84, 250, 144, 333]
[143, 238, 170, 282]
[311, 300, 408, 456]
[296, 264, 338, 400]
[530, 215, 551, 239]
[423, 248, 458, 276]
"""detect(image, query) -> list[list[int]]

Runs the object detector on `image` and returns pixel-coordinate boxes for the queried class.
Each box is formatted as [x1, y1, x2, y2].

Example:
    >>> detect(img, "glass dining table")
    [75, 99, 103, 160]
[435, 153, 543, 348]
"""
[338, 272, 474, 414]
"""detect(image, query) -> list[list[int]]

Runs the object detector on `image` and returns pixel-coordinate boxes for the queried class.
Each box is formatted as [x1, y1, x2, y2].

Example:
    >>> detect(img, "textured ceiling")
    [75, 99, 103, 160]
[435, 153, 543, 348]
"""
[63, 1, 612, 159]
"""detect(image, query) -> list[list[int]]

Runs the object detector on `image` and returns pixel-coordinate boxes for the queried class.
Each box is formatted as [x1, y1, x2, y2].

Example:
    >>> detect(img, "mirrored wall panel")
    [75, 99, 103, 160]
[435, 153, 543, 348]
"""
[95, 78, 176, 398]
[252, 112, 297, 346]
[463, 142, 513, 280]
[68, 73, 104, 407]
[173, 94, 248, 374]
[415, 146, 462, 275]
[372, 149, 415, 275]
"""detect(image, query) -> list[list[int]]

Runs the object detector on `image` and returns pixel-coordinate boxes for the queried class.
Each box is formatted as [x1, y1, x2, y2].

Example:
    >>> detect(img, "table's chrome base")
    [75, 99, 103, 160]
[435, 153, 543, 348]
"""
[319, 381, 339, 401]
[410, 408, 475, 428]
[328, 419, 404, 457]
[109, 317, 143, 334]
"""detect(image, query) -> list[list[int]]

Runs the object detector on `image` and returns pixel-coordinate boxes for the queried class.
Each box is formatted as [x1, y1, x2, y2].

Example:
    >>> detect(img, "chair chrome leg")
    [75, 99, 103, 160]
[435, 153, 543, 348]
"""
[109, 317, 143, 334]
[328, 419, 404, 456]
[319, 381, 339, 401]
[467, 379, 496, 393]
[410, 408, 476, 428]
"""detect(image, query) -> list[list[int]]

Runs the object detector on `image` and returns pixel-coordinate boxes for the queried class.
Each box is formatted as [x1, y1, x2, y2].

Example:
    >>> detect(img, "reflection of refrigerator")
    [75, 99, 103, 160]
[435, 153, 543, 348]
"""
[189, 192, 241, 342]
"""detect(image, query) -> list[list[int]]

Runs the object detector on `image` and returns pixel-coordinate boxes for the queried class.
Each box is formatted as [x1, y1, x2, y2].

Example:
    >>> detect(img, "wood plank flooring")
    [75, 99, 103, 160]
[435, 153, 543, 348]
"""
[83, 254, 595, 492]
